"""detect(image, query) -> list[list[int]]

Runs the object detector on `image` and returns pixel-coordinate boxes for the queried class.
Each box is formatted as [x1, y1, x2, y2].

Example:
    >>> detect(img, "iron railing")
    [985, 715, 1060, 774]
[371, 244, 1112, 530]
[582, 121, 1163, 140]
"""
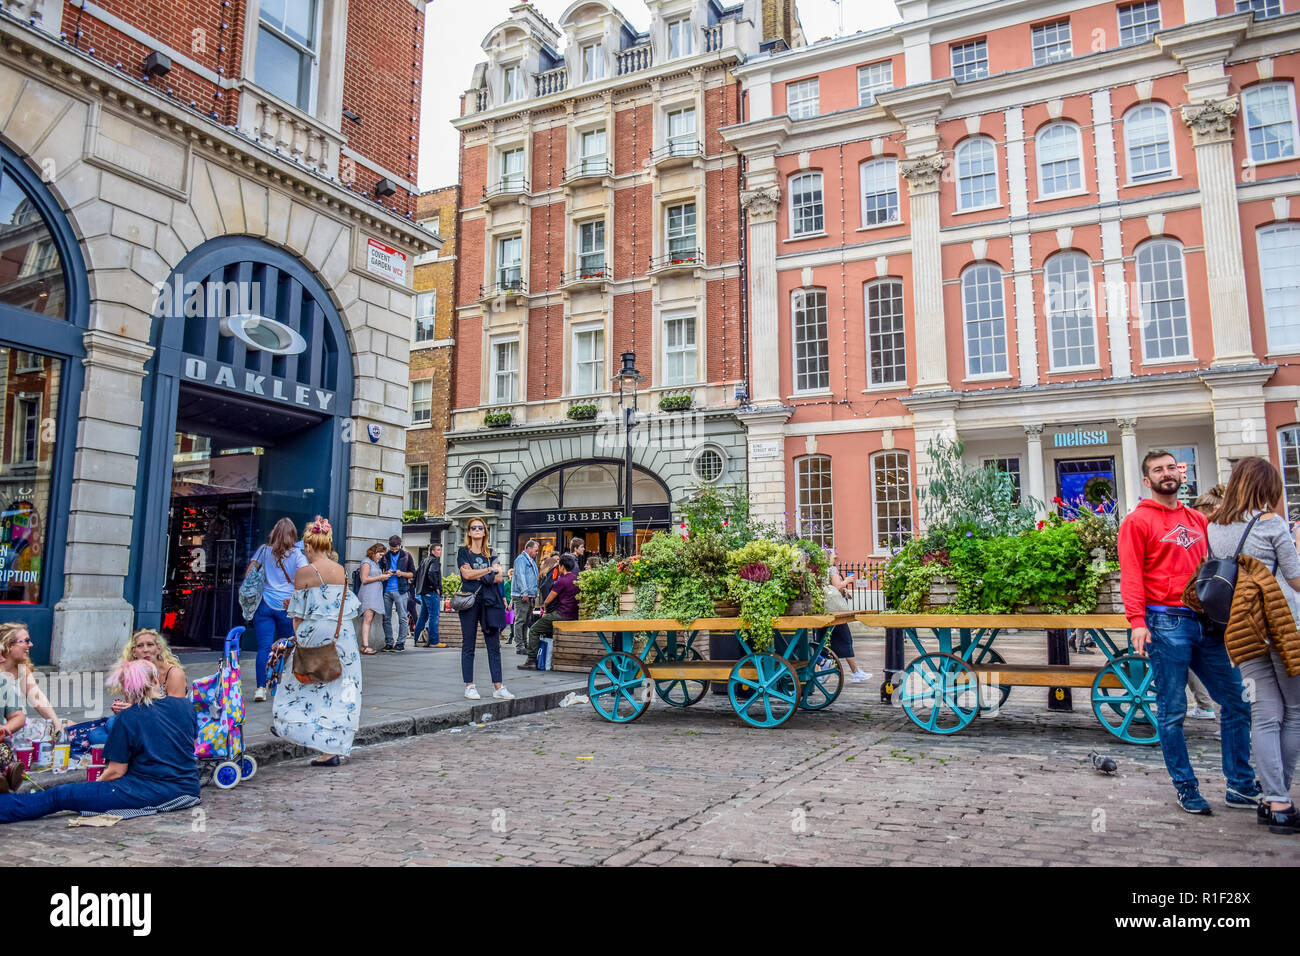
[650, 248, 703, 270]
[563, 158, 613, 181]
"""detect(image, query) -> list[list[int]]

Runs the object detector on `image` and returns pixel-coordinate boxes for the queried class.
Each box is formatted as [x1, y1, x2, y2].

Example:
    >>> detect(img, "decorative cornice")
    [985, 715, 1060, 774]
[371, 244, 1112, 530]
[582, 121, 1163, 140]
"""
[740, 185, 781, 222]
[1180, 96, 1239, 146]
[899, 153, 946, 194]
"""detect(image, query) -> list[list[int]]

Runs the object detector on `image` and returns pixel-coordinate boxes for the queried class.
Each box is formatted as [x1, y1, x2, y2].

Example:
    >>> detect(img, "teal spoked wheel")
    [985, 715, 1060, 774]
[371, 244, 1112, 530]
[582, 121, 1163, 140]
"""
[798, 647, 844, 711]
[1092, 654, 1159, 744]
[588, 651, 651, 723]
[899, 652, 980, 734]
[969, 643, 1012, 713]
[728, 653, 802, 728]
[651, 645, 710, 707]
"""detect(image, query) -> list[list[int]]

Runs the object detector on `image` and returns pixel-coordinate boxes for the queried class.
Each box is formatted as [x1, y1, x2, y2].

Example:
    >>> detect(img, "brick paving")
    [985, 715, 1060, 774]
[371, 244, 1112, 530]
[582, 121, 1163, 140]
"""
[6, 631, 1299, 866]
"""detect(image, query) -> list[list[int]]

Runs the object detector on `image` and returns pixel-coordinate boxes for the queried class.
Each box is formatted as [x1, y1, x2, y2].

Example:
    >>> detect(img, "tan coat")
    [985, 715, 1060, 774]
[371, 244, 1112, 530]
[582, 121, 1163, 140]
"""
[1183, 554, 1300, 677]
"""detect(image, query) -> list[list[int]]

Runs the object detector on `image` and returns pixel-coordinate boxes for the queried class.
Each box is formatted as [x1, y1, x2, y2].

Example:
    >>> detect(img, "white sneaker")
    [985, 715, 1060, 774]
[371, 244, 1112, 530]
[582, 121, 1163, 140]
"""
[254, 687, 267, 702]
[464, 685, 481, 700]
[493, 686, 516, 700]
[854, 670, 873, 681]
[849, 671, 871, 683]
[1187, 706, 1216, 720]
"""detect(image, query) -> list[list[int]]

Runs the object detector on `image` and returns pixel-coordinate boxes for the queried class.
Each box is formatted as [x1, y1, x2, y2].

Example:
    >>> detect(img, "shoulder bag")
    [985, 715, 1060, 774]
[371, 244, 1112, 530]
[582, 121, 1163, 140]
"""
[292, 577, 346, 685]
[449, 585, 478, 613]
[238, 545, 268, 622]
[1193, 512, 1265, 627]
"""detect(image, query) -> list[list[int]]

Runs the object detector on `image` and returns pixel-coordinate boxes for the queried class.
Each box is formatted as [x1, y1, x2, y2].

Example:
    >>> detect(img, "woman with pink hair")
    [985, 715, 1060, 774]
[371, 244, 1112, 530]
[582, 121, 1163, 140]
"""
[0, 659, 200, 823]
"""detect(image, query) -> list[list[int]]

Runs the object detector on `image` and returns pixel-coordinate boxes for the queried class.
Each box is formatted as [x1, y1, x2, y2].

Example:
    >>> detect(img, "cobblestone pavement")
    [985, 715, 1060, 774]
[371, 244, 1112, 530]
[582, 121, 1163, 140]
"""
[5, 673, 1299, 866]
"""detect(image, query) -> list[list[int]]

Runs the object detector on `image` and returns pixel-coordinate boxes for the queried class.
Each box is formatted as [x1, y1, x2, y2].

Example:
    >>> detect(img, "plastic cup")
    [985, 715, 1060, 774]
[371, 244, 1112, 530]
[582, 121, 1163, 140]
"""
[90, 744, 104, 764]
[35, 741, 53, 769]
[15, 745, 33, 770]
[86, 764, 105, 783]
[52, 743, 70, 771]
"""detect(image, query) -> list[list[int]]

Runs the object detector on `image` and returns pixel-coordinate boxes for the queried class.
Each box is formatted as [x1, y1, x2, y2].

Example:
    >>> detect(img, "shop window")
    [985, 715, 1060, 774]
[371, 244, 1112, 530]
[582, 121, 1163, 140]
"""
[1036, 123, 1084, 196]
[871, 451, 913, 554]
[255, 0, 320, 112]
[983, 457, 1022, 503]
[411, 379, 432, 425]
[795, 455, 834, 548]
[517, 469, 559, 509]
[950, 39, 988, 83]
[0, 353, 61, 605]
[1244, 83, 1298, 163]
[1032, 20, 1071, 65]
[563, 463, 619, 508]
[789, 172, 824, 236]
[792, 289, 830, 393]
[861, 159, 900, 227]
[1118, 1, 1160, 47]
[0, 173, 66, 319]
[1044, 252, 1097, 370]
[413, 291, 436, 345]
[662, 311, 697, 386]
[1165, 446, 1199, 501]
[1259, 224, 1300, 350]
[961, 264, 1008, 376]
[1123, 104, 1174, 182]
[408, 464, 429, 513]
[787, 78, 820, 120]
[866, 278, 906, 387]
[1136, 240, 1190, 361]
[956, 137, 999, 210]
[858, 61, 893, 106]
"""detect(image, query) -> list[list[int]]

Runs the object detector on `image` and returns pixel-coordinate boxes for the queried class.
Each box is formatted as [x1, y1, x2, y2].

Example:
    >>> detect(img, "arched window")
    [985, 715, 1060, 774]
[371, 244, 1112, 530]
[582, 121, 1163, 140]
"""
[955, 137, 999, 211]
[871, 451, 913, 554]
[0, 172, 68, 319]
[795, 455, 833, 548]
[1044, 252, 1097, 370]
[1135, 239, 1190, 361]
[961, 264, 1008, 376]
[865, 278, 906, 386]
[1036, 122, 1083, 196]
[1243, 82, 1298, 162]
[1123, 104, 1174, 182]
[1259, 223, 1300, 350]
[789, 172, 824, 237]
[860, 158, 899, 226]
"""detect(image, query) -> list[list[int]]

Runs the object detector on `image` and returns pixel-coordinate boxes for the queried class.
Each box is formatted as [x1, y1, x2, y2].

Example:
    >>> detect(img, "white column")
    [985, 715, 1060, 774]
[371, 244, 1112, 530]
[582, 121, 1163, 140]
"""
[742, 185, 782, 407]
[1118, 418, 1141, 512]
[1025, 424, 1047, 516]
[1181, 98, 1256, 367]
[742, 408, 793, 525]
[901, 154, 948, 392]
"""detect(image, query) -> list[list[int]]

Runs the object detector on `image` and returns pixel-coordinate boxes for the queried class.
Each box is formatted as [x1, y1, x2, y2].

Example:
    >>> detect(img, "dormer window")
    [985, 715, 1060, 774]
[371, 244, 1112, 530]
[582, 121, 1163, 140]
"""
[667, 17, 692, 59]
[581, 42, 605, 82]
[256, 0, 320, 112]
[503, 64, 525, 103]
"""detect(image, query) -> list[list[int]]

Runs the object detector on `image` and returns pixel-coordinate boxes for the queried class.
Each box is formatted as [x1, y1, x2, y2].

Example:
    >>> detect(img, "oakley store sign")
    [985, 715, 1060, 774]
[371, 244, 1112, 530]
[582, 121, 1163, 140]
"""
[181, 357, 336, 411]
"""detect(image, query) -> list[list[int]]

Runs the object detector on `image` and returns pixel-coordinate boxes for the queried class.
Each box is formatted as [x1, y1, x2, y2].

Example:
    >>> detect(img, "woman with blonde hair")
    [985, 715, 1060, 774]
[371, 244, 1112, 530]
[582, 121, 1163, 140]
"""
[244, 517, 308, 701]
[455, 518, 514, 701]
[114, 628, 187, 709]
[272, 516, 362, 766]
[0, 623, 61, 739]
[0, 658, 200, 823]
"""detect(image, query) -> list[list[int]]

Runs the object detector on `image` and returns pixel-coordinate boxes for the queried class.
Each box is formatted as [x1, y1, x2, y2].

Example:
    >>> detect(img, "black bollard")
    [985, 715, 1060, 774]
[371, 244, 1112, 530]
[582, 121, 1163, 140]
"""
[882, 627, 904, 703]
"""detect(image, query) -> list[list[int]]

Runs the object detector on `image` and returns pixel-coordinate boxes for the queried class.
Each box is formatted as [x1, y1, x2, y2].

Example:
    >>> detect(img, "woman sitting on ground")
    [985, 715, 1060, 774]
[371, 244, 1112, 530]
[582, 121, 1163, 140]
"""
[0, 622, 63, 739]
[114, 628, 187, 711]
[0, 660, 200, 823]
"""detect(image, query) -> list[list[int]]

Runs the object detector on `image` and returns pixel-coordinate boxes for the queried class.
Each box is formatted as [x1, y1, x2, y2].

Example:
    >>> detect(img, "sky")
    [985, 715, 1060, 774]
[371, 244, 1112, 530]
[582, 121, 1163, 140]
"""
[418, 0, 903, 190]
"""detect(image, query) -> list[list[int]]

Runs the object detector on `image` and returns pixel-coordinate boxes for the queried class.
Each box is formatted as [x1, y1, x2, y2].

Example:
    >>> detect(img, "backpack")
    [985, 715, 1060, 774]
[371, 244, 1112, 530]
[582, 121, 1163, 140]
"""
[1193, 512, 1266, 626]
[351, 564, 362, 595]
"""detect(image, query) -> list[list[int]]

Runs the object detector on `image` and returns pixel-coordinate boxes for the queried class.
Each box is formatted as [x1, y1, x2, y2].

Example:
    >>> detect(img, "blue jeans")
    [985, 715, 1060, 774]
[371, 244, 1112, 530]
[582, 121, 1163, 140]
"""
[414, 594, 441, 644]
[1146, 608, 1254, 794]
[253, 599, 295, 687]
[0, 779, 196, 823]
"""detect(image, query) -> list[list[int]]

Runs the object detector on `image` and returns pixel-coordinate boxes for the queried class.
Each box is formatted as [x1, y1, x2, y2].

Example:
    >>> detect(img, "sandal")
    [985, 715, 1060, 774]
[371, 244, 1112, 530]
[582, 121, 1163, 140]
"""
[361, 645, 377, 655]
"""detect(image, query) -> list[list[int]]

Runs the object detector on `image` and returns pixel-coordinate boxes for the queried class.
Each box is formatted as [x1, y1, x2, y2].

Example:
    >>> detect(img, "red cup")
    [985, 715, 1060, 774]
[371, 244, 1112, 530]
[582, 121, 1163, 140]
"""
[15, 745, 33, 770]
[86, 764, 105, 782]
[90, 745, 104, 764]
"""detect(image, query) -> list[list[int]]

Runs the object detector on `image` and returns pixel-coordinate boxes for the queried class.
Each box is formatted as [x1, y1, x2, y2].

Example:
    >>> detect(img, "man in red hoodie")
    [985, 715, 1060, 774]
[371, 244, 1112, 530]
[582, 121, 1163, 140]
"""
[1118, 450, 1257, 816]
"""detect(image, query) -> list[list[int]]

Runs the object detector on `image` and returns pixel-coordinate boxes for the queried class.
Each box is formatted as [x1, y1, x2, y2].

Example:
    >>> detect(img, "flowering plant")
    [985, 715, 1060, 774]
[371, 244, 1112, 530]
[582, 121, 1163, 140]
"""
[738, 561, 772, 583]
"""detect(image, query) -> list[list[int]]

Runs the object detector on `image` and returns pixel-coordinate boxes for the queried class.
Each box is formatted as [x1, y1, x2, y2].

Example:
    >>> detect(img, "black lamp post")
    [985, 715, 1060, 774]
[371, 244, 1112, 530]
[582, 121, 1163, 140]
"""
[614, 351, 643, 558]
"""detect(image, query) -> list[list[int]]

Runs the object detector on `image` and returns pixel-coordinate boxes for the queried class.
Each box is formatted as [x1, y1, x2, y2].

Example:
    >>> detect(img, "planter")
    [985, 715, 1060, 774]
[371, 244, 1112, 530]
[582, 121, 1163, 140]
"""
[927, 576, 958, 609]
[567, 404, 598, 421]
[617, 588, 661, 615]
[712, 599, 740, 618]
[484, 412, 512, 428]
[1093, 570, 1124, 614]
[785, 596, 813, 617]
[926, 571, 1124, 613]
[658, 394, 692, 412]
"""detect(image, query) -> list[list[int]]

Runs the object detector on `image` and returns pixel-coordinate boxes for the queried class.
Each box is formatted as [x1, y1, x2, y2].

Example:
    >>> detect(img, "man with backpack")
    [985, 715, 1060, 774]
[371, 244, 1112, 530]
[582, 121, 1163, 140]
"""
[1118, 450, 1257, 816]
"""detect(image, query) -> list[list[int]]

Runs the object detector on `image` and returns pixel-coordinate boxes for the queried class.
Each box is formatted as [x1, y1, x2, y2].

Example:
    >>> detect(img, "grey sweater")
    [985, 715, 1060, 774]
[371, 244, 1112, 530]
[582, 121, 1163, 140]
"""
[1206, 513, 1300, 623]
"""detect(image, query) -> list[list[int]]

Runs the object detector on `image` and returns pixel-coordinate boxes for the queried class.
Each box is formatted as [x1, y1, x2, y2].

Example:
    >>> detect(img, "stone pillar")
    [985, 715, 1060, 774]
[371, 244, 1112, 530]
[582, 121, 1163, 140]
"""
[741, 407, 792, 525]
[1180, 97, 1255, 367]
[909, 404, 958, 531]
[741, 185, 782, 408]
[50, 330, 154, 671]
[1117, 418, 1142, 512]
[1203, 371, 1271, 483]
[1025, 424, 1047, 517]
[901, 154, 948, 393]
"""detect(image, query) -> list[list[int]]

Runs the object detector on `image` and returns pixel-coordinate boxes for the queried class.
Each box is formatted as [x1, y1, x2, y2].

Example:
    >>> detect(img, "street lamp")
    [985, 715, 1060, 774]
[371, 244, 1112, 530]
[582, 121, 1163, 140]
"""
[614, 351, 643, 558]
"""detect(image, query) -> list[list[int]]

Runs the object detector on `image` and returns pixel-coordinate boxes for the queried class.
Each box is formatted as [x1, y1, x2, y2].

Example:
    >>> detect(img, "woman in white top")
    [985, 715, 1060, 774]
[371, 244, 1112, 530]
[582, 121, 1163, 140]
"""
[244, 518, 308, 702]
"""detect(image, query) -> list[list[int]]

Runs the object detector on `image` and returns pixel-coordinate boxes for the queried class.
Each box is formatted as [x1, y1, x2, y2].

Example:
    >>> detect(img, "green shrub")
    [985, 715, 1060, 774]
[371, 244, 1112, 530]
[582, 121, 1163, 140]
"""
[401, 509, 426, 524]
[658, 394, 692, 412]
[567, 403, 598, 421]
[483, 412, 512, 427]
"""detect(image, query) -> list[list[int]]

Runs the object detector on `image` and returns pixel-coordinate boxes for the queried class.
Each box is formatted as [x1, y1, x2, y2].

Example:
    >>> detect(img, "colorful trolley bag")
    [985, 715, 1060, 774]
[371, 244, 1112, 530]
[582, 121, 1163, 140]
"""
[192, 627, 257, 789]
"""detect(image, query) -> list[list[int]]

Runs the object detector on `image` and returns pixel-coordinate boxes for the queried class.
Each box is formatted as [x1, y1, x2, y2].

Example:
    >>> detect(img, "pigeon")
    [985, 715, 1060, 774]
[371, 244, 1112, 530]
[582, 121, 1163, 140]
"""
[1089, 751, 1118, 775]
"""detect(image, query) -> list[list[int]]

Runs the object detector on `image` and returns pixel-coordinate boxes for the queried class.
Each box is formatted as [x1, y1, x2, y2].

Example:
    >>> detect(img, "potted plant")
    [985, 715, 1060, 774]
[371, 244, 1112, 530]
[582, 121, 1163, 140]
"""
[722, 537, 829, 651]
[402, 509, 426, 524]
[658, 393, 692, 412]
[567, 403, 598, 421]
[483, 411, 513, 428]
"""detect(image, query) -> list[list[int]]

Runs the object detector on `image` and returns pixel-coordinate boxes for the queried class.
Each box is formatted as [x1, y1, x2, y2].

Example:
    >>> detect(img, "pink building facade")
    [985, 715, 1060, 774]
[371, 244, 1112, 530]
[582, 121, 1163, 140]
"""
[723, 0, 1300, 561]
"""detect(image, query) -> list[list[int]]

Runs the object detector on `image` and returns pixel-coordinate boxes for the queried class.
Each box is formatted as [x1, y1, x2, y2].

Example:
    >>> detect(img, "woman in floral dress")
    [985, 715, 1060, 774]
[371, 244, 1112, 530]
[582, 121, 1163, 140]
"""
[273, 517, 362, 766]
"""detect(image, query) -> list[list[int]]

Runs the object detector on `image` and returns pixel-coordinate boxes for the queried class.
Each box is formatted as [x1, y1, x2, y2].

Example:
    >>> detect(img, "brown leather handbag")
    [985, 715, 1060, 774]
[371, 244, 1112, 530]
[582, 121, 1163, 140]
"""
[292, 585, 346, 685]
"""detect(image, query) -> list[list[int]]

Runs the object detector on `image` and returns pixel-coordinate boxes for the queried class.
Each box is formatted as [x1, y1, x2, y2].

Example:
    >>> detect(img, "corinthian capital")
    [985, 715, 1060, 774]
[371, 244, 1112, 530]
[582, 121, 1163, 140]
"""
[900, 154, 946, 194]
[741, 186, 782, 223]
[1180, 97, 1239, 146]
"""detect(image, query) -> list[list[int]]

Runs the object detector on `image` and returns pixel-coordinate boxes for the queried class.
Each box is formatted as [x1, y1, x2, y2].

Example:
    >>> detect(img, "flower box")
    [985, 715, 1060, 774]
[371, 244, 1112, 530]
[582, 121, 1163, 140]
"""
[927, 570, 1124, 613]
[484, 412, 513, 428]
[1093, 570, 1125, 615]
[658, 394, 692, 412]
[567, 403, 598, 421]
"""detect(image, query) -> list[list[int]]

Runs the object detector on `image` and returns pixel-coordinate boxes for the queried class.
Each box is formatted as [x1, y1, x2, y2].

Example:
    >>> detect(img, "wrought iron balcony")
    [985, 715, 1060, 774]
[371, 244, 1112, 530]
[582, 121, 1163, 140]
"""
[563, 159, 613, 184]
[649, 249, 703, 274]
[482, 178, 530, 206]
[650, 140, 704, 168]
[562, 264, 610, 286]
[481, 277, 528, 300]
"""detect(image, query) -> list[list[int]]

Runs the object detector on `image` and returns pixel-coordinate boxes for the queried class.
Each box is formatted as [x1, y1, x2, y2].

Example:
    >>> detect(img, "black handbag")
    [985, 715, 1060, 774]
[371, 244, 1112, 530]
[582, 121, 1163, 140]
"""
[449, 588, 477, 613]
[1193, 512, 1265, 627]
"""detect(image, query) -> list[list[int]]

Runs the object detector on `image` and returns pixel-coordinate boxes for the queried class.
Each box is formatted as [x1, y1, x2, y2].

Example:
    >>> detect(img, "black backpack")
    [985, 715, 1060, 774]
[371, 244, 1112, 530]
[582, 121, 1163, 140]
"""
[1193, 512, 1266, 626]
[351, 564, 362, 595]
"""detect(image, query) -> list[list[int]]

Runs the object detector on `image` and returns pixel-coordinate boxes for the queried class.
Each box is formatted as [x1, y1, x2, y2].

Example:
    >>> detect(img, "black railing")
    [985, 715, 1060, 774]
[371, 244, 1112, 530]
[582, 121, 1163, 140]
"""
[482, 179, 529, 201]
[563, 264, 609, 283]
[481, 278, 528, 298]
[833, 560, 891, 612]
[650, 249, 702, 270]
[651, 140, 704, 162]
[564, 159, 613, 181]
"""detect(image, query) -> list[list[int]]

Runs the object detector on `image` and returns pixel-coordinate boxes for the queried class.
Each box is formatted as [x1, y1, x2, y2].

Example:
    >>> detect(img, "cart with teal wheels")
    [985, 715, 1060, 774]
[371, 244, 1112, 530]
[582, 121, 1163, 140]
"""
[553, 614, 844, 728]
[857, 613, 1156, 744]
